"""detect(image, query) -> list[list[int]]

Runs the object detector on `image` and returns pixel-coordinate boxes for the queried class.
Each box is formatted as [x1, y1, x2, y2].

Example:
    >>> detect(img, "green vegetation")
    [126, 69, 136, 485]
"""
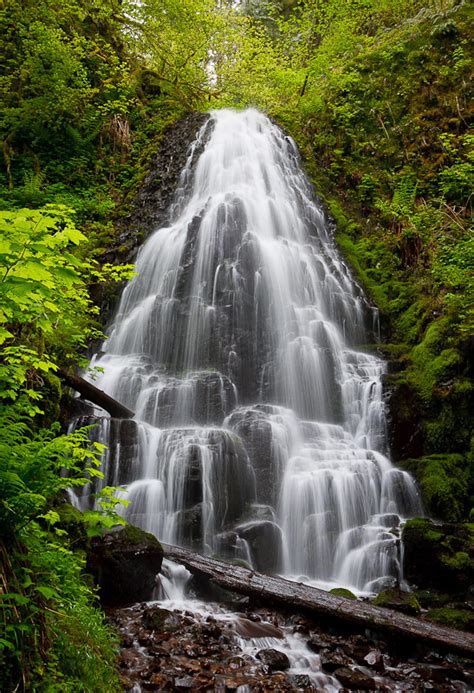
[426, 607, 473, 631]
[372, 588, 421, 615]
[1, 0, 473, 686]
[329, 587, 358, 600]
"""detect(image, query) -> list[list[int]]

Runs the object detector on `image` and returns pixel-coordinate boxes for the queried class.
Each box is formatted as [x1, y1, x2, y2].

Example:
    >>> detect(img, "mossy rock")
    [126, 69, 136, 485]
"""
[401, 453, 469, 522]
[414, 590, 451, 609]
[403, 518, 473, 594]
[329, 587, 358, 600]
[372, 588, 420, 615]
[426, 608, 474, 632]
[86, 524, 163, 607]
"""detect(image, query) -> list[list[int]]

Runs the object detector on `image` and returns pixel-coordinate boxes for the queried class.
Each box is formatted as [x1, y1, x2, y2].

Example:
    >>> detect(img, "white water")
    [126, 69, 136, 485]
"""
[74, 108, 421, 593]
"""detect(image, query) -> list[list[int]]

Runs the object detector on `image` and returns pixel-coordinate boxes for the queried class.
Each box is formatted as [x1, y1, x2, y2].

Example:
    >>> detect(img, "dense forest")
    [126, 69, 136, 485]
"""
[0, 0, 472, 689]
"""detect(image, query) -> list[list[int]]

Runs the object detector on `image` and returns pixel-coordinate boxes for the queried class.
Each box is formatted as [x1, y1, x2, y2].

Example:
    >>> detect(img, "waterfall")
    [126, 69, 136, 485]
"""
[75, 108, 421, 593]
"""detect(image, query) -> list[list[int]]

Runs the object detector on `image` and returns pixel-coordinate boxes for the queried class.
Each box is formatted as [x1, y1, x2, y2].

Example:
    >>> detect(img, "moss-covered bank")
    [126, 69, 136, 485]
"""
[288, 0, 473, 524]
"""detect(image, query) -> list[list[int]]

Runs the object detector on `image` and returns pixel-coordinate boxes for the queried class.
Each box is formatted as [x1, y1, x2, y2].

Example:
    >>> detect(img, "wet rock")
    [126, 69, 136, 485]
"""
[307, 632, 333, 652]
[86, 524, 163, 606]
[174, 675, 198, 689]
[387, 379, 424, 461]
[333, 666, 377, 690]
[372, 587, 421, 615]
[364, 650, 385, 673]
[234, 617, 284, 639]
[235, 520, 283, 573]
[256, 648, 290, 672]
[225, 406, 277, 503]
[142, 606, 170, 631]
[343, 635, 372, 663]
[291, 673, 313, 689]
[320, 648, 352, 672]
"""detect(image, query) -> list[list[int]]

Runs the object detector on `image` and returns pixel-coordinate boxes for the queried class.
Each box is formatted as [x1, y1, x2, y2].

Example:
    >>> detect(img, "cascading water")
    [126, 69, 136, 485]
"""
[74, 108, 421, 593]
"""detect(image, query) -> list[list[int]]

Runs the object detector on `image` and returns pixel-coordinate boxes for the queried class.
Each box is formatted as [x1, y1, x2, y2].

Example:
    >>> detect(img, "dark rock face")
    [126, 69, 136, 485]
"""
[235, 520, 283, 573]
[403, 518, 474, 593]
[72, 416, 140, 509]
[256, 648, 291, 672]
[108, 112, 211, 266]
[86, 524, 163, 606]
[386, 378, 424, 461]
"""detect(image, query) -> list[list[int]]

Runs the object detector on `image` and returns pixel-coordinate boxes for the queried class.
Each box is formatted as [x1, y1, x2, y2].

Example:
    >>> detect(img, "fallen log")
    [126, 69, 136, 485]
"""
[163, 543, 474, 658]
[59, 369, 134, 419]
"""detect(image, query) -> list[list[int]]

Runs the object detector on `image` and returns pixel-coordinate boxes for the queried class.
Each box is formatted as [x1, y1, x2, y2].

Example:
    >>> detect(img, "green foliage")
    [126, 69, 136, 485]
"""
[0, 406, 121, 691]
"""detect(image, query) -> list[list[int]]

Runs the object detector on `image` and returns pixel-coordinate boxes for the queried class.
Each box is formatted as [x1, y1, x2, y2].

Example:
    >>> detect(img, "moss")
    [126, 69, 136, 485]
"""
[402, 454, 469, 522]
[329, 587, 358, 600]
[403, 518, 473, 593]
[372, 588, 421, 615]
[441, 551, 471, 570]
[121, 523, 162, 550]
[426, 607, 473, 631]
[228, 558, 253, 570]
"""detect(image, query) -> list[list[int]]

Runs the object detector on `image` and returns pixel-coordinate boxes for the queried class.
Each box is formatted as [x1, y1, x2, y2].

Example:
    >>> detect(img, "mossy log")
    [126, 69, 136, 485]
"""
[59, 369, 134, 419]
[163, 544, 474, 657]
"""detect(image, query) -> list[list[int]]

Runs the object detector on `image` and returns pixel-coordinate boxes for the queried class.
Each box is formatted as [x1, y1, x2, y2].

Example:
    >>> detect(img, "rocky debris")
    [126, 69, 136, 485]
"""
[256, 648, 291, 672]
[106, 600, 473, 692]
[86, 524, 163, 606]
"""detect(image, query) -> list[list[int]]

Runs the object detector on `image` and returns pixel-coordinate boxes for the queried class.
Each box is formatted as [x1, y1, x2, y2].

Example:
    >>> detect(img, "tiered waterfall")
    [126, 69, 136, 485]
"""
[73, 109, 421, 593]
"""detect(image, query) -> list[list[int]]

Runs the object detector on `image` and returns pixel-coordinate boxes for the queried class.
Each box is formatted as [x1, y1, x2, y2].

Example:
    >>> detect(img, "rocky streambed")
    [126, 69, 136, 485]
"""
[108, 580, 473, 691]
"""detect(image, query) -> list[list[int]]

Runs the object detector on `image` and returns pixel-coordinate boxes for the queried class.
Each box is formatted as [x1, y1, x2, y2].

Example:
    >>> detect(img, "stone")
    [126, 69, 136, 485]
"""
[320, 649, 352, 673]
[86, 524, 163, 606]
[256, 648, 291, 672]
[364, 650, 385, 673]
[235, 520, 283, 573]
[307, 632, 332, 652]
[372, 587, 421, 615]
[333, 666, 377, 690]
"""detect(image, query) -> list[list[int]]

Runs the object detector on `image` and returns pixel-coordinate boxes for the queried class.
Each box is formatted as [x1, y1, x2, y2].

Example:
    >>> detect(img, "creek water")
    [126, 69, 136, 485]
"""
[73, 108, 422, 594]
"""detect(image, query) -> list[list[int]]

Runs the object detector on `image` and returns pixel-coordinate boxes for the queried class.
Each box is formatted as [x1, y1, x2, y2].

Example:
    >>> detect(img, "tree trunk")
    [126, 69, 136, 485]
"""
[59, 369, 134, 419]
[163, 543, 474, 658]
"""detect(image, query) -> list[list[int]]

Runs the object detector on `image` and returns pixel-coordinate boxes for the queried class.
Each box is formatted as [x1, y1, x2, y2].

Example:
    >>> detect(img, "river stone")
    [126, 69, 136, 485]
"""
[333, 666, 377, 690]
[86, 524, 163, 607]
[256, 648, 290, 672]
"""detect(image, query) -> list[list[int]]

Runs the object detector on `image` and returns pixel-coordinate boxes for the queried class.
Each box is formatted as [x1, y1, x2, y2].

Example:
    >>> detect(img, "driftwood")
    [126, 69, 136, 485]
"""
[59, 369, 134, 419]
[163, 543, 474, 658]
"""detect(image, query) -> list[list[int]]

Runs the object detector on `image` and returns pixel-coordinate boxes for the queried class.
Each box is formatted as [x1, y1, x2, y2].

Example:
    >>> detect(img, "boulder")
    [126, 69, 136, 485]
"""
[256, 648, 290, 672]
[235, 520, 283, 573]
[372, 587, 421, 615]
[86, 524, 163, 606]
[333, 666, 377, 690]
